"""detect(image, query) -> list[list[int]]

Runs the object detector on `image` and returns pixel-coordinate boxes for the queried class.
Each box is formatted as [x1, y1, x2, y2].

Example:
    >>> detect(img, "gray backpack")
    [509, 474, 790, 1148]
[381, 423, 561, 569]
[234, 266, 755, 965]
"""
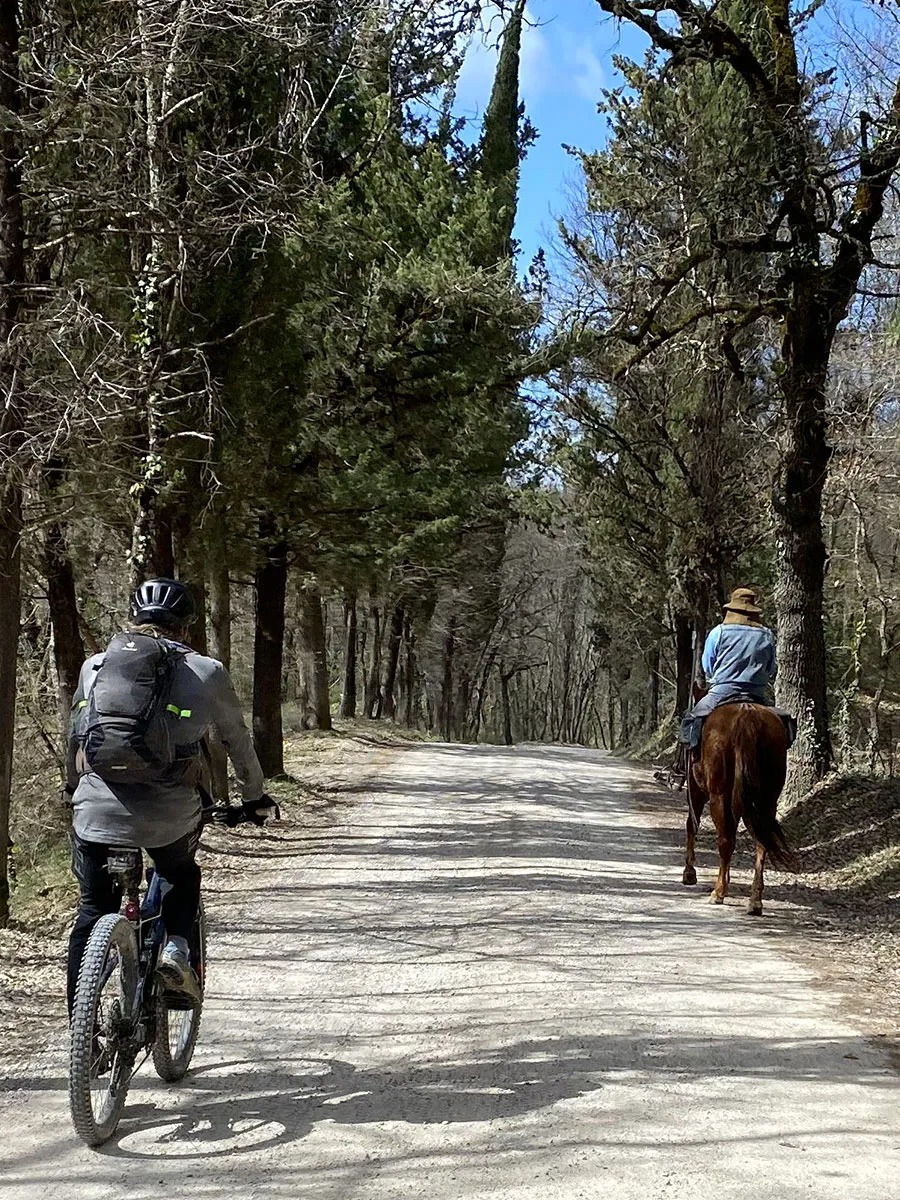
[74, 633, 187, 783]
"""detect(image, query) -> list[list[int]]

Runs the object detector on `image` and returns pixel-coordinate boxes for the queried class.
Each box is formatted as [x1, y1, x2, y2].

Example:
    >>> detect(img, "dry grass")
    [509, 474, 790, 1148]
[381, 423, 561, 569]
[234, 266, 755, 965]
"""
[777, 773, 900, 913]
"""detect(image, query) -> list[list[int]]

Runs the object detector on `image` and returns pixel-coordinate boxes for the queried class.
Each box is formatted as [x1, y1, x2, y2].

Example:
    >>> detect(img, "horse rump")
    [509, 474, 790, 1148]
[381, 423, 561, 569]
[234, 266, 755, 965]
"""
[732, 705, 798, 872]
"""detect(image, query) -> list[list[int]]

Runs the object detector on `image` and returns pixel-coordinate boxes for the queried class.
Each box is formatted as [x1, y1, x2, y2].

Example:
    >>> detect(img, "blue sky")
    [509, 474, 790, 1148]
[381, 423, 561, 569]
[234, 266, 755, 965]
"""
[455, 1, 647, 268]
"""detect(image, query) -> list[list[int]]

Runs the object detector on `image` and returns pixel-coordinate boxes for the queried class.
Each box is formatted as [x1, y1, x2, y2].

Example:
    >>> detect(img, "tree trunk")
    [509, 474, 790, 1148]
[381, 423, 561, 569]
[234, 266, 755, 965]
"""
[298, 577, 332, 730]
[130, 492, 174, 591]
[500, 669, 513, 746]
[0, 489, 20, 928]
[647, 643, 660, 731]
[340, 592, 358, 719]
[204, 511, 231, 799]
[619, 696, 630, 745]
[606, 670, 616, 749]
[173, 511, 208, 656]
[674, 612, 693, 715]
[380, 603, 405, 721]
[44, 485, 85, 744]
[774, 362, 834, 789]
[364, 601, 382, 718]
[440, 616, 455, 741]
[252, 528, 287, 777]
[173, 517, 227, 798]
[0, 0, 25, 928]
[455, 673, 471, 742]
[207, 507, 231, 671]
[403, 614, 417, 727]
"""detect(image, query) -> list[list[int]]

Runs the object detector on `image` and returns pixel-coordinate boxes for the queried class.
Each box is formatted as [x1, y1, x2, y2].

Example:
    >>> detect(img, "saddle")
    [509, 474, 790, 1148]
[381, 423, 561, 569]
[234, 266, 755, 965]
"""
[680, 694, 797, 752]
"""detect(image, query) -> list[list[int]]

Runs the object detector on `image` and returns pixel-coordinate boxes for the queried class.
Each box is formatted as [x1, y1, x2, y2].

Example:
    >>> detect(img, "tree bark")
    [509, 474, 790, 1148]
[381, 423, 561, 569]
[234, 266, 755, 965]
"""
[0, 489, 21, 928]
[500, 668, 513, 746]
[774, 362, 834, 787]
[674, 612, 694, 715]
[455, 673, 471, 742]
[647, 642, 660, 731]
[0, 0, 25, 928]
[130, 490, 174, 591]
[380, 602, 405, 721]
[619, 696, 630, 746]
[340, 592, 358, 719]
[440, 616, 455, 741]
[298, 576, 332, 730]
[606, 670, 616, 749]
[173, 507, 208, 656]
[252, 527, 287, 777]
[403, 614, 417, 727]
[364, 601, 382, 718]
[207, 507, 231, 670]
[201, 510, 231, 798]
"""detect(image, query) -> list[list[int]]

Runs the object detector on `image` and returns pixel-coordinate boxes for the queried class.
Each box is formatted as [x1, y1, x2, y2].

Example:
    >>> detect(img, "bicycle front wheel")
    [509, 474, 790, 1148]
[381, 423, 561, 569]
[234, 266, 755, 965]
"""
[69, 913, 139, 1147]
[152, 902, 206, 1082]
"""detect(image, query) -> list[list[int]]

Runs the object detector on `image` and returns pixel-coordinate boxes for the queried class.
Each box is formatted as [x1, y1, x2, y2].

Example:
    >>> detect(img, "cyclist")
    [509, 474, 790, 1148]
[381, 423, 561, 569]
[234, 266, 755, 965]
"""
[64, 578, 275, 1013]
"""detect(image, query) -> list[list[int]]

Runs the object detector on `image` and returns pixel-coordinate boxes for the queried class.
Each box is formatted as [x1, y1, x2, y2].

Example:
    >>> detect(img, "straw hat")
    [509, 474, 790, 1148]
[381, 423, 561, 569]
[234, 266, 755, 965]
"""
[723, 587, 763, 623]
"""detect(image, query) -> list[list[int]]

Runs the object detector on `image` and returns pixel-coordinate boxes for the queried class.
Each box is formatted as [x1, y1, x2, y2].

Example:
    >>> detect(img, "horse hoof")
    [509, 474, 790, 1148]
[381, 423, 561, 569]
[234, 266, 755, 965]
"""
[747, 903, 763, 917]
[708, 892, 724, 905]
[682, 868, 697, 886]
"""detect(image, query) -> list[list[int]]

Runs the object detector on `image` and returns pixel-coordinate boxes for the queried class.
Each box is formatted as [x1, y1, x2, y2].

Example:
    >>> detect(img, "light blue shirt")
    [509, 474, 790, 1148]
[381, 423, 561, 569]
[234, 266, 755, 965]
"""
[701, 623, 777, 692]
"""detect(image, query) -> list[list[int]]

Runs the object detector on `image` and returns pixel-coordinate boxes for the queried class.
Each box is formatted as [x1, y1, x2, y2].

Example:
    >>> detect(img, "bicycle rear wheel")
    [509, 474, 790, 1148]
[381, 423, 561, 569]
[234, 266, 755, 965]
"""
[69, 913, 139, 1146]
[152, 902, 206, 1082]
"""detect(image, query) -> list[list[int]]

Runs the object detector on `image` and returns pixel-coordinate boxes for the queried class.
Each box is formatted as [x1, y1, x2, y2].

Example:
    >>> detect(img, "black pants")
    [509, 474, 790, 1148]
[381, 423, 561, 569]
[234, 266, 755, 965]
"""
[67, 827, 201, 1016]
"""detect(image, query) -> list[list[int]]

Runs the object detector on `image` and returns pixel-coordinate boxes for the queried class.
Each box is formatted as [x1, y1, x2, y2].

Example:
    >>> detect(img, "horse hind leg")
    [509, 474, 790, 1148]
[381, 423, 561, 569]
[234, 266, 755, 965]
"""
[709, 797, 736, 905]
[748, 843, 766, 916]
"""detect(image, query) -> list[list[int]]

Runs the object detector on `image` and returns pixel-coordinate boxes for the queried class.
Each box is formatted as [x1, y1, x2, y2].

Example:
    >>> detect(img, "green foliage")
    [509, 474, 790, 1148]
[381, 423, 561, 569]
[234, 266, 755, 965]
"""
[206, 21, 538, 590]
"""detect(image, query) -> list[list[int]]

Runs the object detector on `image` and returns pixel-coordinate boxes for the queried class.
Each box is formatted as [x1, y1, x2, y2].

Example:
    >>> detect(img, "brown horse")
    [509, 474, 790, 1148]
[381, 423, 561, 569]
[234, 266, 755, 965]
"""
[682, 702, 796, 915]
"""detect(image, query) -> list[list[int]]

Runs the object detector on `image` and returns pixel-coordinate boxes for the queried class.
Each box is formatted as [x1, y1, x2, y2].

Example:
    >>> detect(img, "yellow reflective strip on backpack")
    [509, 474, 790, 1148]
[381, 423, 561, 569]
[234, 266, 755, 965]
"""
[166, 704, 181, 716]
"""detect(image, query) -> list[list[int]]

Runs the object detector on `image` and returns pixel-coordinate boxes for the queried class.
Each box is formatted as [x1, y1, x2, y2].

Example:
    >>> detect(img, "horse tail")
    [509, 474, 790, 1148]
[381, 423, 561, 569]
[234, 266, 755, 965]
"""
[733, 706, 798, 871]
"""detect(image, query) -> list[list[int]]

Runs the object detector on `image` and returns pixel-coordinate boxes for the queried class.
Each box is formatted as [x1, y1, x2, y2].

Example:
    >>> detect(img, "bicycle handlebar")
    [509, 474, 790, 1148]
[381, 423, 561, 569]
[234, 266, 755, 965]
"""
[202, 801, 281, 828]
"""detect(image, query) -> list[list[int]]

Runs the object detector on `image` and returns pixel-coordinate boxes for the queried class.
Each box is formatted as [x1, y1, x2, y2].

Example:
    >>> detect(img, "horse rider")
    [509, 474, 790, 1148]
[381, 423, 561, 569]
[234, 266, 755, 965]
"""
[680, 587, 777, 755]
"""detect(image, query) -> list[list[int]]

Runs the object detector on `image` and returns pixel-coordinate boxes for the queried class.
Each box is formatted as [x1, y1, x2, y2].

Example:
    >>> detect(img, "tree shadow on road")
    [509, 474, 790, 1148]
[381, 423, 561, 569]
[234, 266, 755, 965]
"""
[70, 1024, 896, 1161]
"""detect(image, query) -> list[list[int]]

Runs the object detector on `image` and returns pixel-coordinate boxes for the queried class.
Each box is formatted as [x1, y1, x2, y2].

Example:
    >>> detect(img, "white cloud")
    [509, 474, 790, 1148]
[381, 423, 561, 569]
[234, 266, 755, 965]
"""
[520, 22, 552, 100]
[454, 2, 604, 114]
[564, 37, 605, 102]
[455, 34, 499, 115]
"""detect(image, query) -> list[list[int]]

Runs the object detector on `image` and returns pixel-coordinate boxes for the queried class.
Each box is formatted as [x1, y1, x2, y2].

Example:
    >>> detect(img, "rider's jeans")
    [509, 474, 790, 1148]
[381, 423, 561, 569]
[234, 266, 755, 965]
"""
[67, 826, 201, 1016]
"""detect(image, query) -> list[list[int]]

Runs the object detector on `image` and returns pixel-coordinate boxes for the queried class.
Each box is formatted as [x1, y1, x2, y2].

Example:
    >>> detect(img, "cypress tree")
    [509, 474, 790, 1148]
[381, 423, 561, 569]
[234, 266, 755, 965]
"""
[478, 0, 528, 261]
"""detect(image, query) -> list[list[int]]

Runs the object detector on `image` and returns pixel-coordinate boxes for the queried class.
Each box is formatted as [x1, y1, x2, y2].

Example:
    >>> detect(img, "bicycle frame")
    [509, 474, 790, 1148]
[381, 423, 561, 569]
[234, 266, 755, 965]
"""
[102, 851, 166, 1045]
[95, 805, 270, 1040]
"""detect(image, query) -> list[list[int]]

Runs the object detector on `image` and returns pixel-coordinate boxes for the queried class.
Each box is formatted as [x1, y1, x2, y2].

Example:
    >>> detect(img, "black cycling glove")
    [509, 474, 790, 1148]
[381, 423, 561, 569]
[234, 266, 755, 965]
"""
[233, 794, 280, 827]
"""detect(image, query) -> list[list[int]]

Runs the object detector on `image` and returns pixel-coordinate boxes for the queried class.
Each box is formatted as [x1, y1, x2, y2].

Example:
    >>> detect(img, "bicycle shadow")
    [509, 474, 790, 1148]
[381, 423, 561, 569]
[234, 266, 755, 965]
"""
[99, 1024, 896, 1160]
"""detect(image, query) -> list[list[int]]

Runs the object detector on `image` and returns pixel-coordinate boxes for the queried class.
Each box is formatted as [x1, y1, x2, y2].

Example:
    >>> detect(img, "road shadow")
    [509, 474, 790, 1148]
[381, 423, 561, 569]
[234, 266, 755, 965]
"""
[64, 1025, 896, 1160]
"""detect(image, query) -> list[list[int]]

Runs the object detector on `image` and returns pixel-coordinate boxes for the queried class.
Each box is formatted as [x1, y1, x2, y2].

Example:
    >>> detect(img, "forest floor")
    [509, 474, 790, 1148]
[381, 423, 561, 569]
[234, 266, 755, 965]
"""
[1, 741, 899, 1197]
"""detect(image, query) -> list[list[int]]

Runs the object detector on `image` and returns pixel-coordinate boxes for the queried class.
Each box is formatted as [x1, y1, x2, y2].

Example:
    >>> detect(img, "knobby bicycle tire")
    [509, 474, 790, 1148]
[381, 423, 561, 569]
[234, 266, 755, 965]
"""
[152, 902, 206, 1082]
[69, 913, 139, 1147]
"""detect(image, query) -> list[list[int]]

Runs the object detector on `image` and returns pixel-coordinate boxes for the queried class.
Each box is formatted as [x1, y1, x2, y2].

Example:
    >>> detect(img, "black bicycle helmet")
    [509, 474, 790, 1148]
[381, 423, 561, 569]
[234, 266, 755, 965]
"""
[130, 578, 196, 629]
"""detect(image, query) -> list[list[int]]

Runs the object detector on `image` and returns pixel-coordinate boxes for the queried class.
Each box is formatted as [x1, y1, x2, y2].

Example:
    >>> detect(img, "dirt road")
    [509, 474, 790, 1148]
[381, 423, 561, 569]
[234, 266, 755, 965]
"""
[1, 744, 898, 1198]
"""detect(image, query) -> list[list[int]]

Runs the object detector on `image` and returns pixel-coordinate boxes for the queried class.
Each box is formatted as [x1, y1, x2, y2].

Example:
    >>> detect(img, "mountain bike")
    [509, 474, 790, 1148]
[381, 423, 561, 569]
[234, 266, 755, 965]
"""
[68, 802, 275, 1146]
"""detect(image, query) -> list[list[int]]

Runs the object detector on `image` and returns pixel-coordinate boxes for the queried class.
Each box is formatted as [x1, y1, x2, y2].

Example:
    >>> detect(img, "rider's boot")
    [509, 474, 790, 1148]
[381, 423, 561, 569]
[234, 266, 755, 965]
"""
[670, 744, 689, 787]
[157, 936, 201, 1003]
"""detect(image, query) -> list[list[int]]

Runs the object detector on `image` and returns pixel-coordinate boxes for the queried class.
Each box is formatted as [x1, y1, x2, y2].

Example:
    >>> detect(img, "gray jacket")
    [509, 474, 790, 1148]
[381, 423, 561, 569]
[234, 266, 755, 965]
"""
[67, 640, 264, 848]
